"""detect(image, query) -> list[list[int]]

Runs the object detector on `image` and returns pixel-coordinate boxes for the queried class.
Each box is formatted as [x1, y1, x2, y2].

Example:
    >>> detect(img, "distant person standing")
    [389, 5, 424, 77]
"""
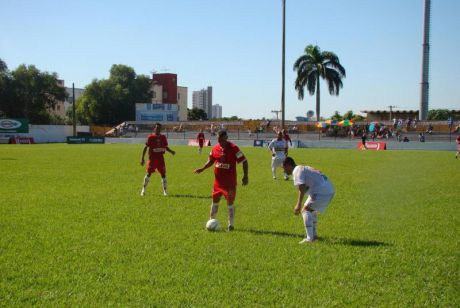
[268, 131, 288, 180]
[196, 129, 206, 154]
[194, 130, 248, 231]
[140, 123, 175, 196]
[283, 157, 335, 244]
[282, 129, 293, 154]
[361, 131, 368, 150]
[456, 135, 460, 159]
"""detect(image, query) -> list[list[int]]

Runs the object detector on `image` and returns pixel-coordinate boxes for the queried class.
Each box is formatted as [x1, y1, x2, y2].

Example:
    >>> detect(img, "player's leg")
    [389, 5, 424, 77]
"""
[158, 161, 167, 195]
[271, 157, 277, 179]
[225, 188, 236, 231]
[141, 161, 153, 196]
[210, 188, 222, 219]
[299, 200, 315, 243]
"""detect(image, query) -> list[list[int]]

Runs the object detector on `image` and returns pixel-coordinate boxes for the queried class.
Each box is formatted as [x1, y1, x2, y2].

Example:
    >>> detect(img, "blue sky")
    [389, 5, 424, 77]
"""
[1, 0, 459, 120]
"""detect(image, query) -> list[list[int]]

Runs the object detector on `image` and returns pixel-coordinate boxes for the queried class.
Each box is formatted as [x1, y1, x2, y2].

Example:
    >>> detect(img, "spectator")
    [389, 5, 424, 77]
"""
[419, 133, 425, 142]
[403, 136, 409, 142]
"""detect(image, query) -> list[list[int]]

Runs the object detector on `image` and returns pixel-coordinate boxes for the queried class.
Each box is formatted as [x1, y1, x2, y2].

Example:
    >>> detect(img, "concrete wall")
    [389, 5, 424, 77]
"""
[14, 125, 90, 143]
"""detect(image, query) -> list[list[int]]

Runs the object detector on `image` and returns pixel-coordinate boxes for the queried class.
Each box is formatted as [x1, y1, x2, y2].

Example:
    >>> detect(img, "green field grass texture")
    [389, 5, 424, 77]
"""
[0, 144, 459, 306]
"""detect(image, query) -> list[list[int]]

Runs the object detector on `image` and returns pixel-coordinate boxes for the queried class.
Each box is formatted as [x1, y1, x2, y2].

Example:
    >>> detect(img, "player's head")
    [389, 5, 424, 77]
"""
[283, 157, 296, 175]
[200, 128, 203, 133]
[277, 131, 283, 139]
[154, 123, 162, 134]
[218, 130, 228, 146]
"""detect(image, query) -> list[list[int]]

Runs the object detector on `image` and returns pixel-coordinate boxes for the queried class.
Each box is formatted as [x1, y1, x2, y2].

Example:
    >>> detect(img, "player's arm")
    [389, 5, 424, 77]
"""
[194, 157, 215, 174]
[294, 184, 308, 215]
[140, 146, 148, 165]
[166, 146, 175, 155]
[242, 160, 248, 185]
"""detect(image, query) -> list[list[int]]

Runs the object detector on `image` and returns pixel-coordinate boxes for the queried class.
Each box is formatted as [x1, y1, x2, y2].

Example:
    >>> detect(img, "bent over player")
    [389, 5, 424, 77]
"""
[268, 131, 288, 180]
[194, 130, 248, 231]
[140, 123, 175, 196]
[283, 157, 335, 244]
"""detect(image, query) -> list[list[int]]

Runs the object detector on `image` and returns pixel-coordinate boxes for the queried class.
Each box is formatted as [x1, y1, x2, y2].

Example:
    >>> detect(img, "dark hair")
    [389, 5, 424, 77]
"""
[283, 157, 296, 167]
[218, 130, 227, 138]
[154, 122, 162, 128]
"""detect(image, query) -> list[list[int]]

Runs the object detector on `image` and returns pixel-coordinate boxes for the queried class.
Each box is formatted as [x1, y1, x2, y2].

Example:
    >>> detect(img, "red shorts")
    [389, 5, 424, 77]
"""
[212, 185, 236, 204]
[146, 158, 166, 176]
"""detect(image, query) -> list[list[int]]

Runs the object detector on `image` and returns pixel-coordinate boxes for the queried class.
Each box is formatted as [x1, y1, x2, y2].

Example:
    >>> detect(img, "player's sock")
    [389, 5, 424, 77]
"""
[210, 203, 219, 219]
[301, 211, 315, 241]
[284, 172, 289, 180]
[312, 211, 318, 239]
[227, 205, 234, 228]
[272, 167, 276, 179]
[161, 177, 167, 194]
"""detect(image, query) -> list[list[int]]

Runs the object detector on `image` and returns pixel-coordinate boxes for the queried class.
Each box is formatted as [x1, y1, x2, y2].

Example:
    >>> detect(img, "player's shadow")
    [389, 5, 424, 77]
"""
[168, 194, 209, 199]
[317, 237, 390, 247]
[241, 228, 302, 238]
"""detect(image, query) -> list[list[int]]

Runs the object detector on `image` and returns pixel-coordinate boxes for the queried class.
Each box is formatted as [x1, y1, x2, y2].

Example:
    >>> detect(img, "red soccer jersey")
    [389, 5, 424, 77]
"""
[283, 134, 291, 143]
[146, 134, 168, 160]
[197, 133, 205, 142]
[210, 142, 246, 188]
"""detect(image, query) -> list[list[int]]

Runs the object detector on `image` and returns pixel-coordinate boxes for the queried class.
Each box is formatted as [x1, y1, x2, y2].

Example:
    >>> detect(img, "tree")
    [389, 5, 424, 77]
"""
[293, 45, 346, 120]
[330, 111, 343, 121]
[188, 108, 208, 120]
[76, 64, 152, 125]
[0, 63, 67, 123]
[427, 109, 455, 121]
[343, 110, 365, 121]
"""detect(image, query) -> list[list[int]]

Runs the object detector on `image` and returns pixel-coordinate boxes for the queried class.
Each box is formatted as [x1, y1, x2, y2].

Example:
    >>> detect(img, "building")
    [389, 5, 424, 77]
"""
[192, 86, 212, 119]
[361, 110, 419, 122]
[64, 86, 84, 114]
[211, 104, 222, 119]
[135, 73, 188, 122]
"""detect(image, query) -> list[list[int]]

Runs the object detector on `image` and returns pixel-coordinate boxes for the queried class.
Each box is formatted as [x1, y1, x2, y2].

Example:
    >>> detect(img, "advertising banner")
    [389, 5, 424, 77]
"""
[188, 139, 211, 146]
[67, 136, 105, 144]
[0, 118, 29, 133]
[357, 141, 387, 150]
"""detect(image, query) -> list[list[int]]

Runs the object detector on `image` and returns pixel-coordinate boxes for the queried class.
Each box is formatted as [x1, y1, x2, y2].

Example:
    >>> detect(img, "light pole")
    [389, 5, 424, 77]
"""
[281, 0, 286, 129]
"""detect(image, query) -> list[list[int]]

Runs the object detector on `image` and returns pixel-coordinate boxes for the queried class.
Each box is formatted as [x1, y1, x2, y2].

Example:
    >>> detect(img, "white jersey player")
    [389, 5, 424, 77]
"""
[283, 157, 335, 244]
[268, 132, 288, 180]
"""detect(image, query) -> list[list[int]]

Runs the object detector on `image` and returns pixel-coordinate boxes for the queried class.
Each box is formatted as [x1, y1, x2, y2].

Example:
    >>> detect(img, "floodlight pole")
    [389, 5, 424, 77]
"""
[281, 0, 286, 129]
[72, 83, 76, 136]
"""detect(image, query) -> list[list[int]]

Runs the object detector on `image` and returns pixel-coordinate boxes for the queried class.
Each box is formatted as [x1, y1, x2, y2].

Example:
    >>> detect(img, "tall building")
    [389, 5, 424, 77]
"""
[211, 104, 222, 119]
[192, 86, 212, 119]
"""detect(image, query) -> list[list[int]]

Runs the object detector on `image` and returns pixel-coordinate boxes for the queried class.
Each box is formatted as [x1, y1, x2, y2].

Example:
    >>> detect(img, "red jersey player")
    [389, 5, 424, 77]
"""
[196, 129, 205, 154]
[194, 130, 249, 231]
[456, 135, 460, 159]
[282, 129, 292, 154]
[140, 123, 175, 196]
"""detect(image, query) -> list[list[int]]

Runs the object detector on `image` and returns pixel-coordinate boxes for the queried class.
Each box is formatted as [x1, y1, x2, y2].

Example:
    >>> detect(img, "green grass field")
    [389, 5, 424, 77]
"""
[0, 144, 459, 306]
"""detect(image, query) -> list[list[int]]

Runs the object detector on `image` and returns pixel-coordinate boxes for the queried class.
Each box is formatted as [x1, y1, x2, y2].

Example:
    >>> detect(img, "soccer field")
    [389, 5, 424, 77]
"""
[0, 144, 459, 306]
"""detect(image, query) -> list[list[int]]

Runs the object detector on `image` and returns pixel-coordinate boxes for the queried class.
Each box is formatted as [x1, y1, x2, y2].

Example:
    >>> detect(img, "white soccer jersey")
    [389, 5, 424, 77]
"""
[268, 139, 287, 159]
[292, 165, 331, 194]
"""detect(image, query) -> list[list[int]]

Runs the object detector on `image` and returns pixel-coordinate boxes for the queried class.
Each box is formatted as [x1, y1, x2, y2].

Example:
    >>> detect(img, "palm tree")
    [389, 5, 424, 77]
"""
[293, 45, 346, 120]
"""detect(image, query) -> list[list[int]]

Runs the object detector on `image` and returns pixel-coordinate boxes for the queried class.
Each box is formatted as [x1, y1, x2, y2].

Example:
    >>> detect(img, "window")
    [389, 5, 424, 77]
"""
[153, 92, 156, 99]
[163, 91, 168, 99]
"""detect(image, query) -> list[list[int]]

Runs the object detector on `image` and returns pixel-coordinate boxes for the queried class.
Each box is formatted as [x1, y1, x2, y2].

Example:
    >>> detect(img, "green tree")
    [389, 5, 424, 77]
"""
[343, 110, 365, 121]
[2, 64, 67, 124]
[293, 45, 346, 120]
[76, 64, 152, 125]
[188, 108, 208, 120]
[330, 111, 343, 121]
[427, 109, 455, 121]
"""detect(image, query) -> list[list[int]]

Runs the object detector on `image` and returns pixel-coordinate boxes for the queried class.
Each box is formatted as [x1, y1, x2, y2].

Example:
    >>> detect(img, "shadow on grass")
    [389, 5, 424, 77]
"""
[0, 158, 17, 160]
[321, 237, 391, 247]
[168, 194, 210, 199]
[239, 228, 303, 238]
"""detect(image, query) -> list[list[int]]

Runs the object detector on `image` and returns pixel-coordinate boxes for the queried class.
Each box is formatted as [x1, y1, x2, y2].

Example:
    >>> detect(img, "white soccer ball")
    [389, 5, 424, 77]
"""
[206, 219, 220, 231]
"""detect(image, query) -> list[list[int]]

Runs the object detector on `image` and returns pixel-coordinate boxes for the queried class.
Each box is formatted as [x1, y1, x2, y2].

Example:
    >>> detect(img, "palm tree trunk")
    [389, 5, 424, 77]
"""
[316, 75, 320, 120]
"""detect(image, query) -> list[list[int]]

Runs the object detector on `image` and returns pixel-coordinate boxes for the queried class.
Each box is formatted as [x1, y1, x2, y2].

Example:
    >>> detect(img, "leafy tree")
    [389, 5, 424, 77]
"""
[427, 109, 457, 121]
[76, 64, 152, 125]
[330, 111, 343, 121]
[343, 110, 365, 121]
[1, 63, 67, 123]
[188, 108, 208, 120]
[293, 45, 346, 120]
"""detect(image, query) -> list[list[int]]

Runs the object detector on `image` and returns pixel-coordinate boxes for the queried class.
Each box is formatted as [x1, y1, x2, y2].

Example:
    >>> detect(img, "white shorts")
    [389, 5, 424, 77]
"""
[271, 156, 285, 168]
[304, 181, 335, 213]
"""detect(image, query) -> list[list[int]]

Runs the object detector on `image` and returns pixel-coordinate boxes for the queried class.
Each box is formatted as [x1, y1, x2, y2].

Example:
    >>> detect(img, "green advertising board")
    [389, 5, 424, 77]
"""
[0, 118, 29, 133]
[67, 136, 105, 144]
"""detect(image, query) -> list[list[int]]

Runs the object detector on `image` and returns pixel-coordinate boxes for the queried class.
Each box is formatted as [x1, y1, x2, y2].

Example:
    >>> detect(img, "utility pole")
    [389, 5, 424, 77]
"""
[281, 0, 286, 129]
[72, 83, 76, 136]
[388, 105, 397, 121]
[271, 110, 282, 120]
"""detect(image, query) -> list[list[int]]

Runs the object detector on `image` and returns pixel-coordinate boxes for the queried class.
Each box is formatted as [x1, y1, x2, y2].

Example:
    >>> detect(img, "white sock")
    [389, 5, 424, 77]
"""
[210, 203, 219, 219]
[272, 166, 276, 178]
[143, 175, 150, 189]
[228, 205, 234, 226]
[161, 177, 167, 191]
[312, 211, 318, 239]
[302, 211, 315, 241]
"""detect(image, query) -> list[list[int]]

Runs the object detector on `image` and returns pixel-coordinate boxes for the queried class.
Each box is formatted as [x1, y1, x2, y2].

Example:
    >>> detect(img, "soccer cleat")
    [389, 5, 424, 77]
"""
[273, 176, 276, 180]
[163, 190, 168, 196]
[227, 225, 234, 232]
[140, 188, 145, 196]
[284, 176, 289, 181]
[298, 238, 315, 244]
